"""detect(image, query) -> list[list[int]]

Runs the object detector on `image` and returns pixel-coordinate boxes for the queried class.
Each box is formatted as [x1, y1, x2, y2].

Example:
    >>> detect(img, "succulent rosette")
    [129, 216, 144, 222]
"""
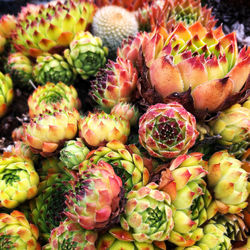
[28, 82, 81, 117]
[65, 160, 123, 230]
[13, 0, 95, 57]
[5, 52, 34, 88]
[215, 213, 248, 242]
[135, 1, 164, 32]
[117, 31, 150, 65]
[207, 151, 249, 214]
[0, 15, 17, 39]
[0, 72, 14, 118]
[177, 220, 232, 250]
[33, 53, 77, 86]
[0, 210, 40, 250]
[0, 153, 39, 209]
[158, 153, 217, 247]
[30, 172, 71, 240]
[11, 141, 38, 162]
[78, 111, 130, 147]
[80, 140, 149, 193]
[23, 108, 79, 156]
[110, 102, 139, 126]
[90, 57, 138, 110]
[209, 103, 250, 158]
[139, 103, 199, 159]
[163, 0, 216, 31]
[92, 5, 138, 56]
[120, 182, 174, 243]
[38, 157, 65, 180]
[64, 31, 108, 80]
[136, 0, 216, 32]
[45, 219, 97, 250]
[60, 138, 89, 170]
[126, 22, 250, 115]
[97, 227, 163, 250]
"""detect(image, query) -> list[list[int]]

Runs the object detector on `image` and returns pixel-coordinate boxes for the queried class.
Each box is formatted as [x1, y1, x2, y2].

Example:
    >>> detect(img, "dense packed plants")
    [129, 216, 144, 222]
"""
[0, 0, 249, 249]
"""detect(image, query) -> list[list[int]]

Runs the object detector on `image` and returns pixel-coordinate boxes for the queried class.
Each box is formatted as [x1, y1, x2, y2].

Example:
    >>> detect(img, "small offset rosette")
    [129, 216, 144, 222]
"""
[0, 153, 39, 209]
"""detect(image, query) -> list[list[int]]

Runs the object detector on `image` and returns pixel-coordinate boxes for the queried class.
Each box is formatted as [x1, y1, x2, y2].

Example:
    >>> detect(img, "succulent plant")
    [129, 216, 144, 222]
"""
[33, 53, 77, 86]
[0, 15, 17, 39]
[92, 6, 138, 57]
[243, 198, 250, 235]
[64, 31, 108, 80]
[78, 111, 130, 147]
[0, 153, 39, 209]
[0, 72, 13, 118]
[139, 102, 199, 159]
[207, 151, 249, 214]
[45, 219, 98, 250]
[209, 103, 250, 156]
[215, 213, 248, 242]
[165, 0, 216, 30]
[120, 182, 174, 243]
[158, 153, 217, 247]
[81, 140, 149, 193]
[12, 126, 25, 141]
[23, 108, 79, 157]
[30, 172, 71, 240]
[97, 227, 162, 250]
[177, 220, 232, 250]
[243, 97, 250, 109]
[38, 156, 65, 180]
[0, 210, 40, 250]
[17, 3, 45, 24]
[136, 0, 216, 32]
[136, 1, 163, 32]
[5, 52, 33, 88]
[90, 57, 138, 111]
[117, 31, 150, 65]
[11, 141, 38, 162]
[60, 138, 89, 170]
[13, 0, 95, 57]
[17, 1, 65, 27]
[28, 81, 81, 117]
[110, 102, 139, 126]
[65, 160, 123, 230]
[129, 22, 250, 115]
[95, 0, 146, 11]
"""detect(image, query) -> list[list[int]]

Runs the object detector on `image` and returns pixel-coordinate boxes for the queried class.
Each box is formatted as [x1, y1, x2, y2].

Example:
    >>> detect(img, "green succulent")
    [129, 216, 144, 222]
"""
[64, 31, 108, 80]
[121, 183, 174, 243]
[30, 172, 71, 241]
[60, 138, 89, 170]
[33, 53, 77, 85]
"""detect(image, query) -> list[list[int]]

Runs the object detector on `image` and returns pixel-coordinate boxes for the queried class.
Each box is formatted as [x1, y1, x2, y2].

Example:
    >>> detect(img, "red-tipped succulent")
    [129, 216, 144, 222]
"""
[23, 108, 79, 156]
[90, 57, 138, 110]
[13, 0, 95, 57]
[136, 0, 216, 32]
[139, 102, 198, 159]
[65, 160, 123, 230]
[119, 22, 249, 119]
